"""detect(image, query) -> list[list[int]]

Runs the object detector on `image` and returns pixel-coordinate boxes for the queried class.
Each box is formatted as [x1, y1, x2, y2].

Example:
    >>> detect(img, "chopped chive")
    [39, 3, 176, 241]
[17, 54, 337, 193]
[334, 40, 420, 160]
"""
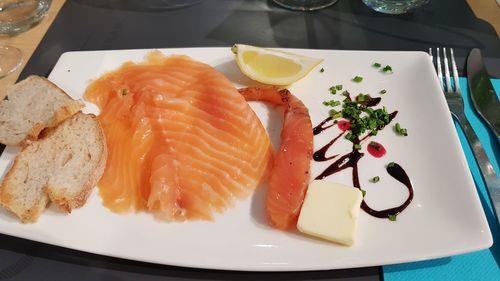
[373, 62, 381, 68]
[369, 141, 382, 151]
[341, 90, 351, 97]
[361, 189, 366, 197]
[352, 76, 363, 83]
[335, 84, 343, 91]
[388, 214, 397, 221]
[372, 176, 380, 183]
[379, 89, 387, 94]
[355, 93, 370, 103]
[354, 144, 362, 150]
[320, 68, 325, 73]
[323, 100, 341, 107]
[388, 162, 395, 168]
[329, 109, 342, 119]
[329, 86, 337, 95]
[382, 65, 393, 73]
[345, 132, 354, 141]
[395, 123, 408, 136]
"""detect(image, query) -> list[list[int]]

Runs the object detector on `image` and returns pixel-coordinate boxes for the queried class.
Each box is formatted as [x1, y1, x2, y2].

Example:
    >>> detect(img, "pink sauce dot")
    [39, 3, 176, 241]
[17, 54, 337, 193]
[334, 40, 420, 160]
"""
[337, 120, 351, 132]
[367, 141, 386, 158]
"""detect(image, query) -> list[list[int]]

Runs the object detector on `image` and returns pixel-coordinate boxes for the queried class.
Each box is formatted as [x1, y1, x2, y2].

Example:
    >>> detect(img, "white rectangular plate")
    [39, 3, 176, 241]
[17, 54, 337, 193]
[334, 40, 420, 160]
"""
[0, 48, 492, 271]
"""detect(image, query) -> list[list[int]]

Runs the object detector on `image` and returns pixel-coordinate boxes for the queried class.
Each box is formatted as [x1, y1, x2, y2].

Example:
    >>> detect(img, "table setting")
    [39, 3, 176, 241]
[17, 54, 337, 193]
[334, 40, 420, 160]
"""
[0, 0, 499, 280]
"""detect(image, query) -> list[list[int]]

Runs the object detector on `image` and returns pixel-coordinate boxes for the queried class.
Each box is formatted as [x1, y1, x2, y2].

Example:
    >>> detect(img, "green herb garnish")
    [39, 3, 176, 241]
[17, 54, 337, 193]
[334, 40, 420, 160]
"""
[352, 76, 363, 83]
[369, 141, 382, 151]
[395, 123, 408, 136]
[329, 109, 342, 119]
[388, 214, 397, 221]
[345, 131, 355, 141]
[354, 144, 362, 150]
[355, 93, 371, 103]
[379, 89, 387, 95]
[335, 84, 343, 91]
[323, 100, 341, 107]
[329, 86, 337, 95]
[320, 68, 325, 73]
[372, 176, 380, 183]
[361, 189, 367, 197]
[338, 97, 392, 142]
[373, 62, 381, 68]
[388, 162, 396, 168]
[382, 65, 393, 73]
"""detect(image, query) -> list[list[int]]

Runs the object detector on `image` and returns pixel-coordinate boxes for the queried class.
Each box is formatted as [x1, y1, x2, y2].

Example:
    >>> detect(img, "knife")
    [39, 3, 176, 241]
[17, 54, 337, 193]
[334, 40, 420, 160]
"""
[467, 48, 500, 142]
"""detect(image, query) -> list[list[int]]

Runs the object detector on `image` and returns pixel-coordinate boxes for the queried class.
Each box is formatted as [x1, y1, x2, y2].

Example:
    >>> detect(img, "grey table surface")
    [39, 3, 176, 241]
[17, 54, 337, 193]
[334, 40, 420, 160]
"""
[1, 0, 500, 280]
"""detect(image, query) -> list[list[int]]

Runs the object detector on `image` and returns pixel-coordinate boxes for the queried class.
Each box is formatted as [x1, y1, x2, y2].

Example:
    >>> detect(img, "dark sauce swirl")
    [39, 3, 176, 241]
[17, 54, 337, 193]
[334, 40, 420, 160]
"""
[360, 163, 414, 218]
[313, 131, 344, 161]
[315, 140, 363, 180]
[313, 116, 334, 135]
[365, 97, 381, 107]
[313, 110, 413, 219]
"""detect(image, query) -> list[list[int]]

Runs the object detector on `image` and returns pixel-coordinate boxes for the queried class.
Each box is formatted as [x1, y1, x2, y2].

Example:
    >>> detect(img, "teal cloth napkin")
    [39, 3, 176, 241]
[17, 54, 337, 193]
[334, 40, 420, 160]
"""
[383, 78, 500, 280]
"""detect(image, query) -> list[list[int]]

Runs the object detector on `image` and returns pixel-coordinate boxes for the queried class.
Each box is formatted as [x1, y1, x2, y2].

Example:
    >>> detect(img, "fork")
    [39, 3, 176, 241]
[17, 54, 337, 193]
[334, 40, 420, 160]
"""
[429, 47, 500, 225]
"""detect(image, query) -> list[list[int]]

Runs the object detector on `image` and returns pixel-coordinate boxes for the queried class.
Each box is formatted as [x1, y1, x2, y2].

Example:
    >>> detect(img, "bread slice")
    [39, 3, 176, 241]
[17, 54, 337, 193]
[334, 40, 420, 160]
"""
[0, 75, 84, 146]
[0, 112, 107, 223]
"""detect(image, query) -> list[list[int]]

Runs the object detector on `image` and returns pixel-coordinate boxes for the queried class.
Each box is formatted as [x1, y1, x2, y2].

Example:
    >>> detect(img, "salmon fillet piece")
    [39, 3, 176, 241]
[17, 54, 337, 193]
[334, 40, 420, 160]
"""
[239, 86, 313, 230]
[85, 51, 272, 221]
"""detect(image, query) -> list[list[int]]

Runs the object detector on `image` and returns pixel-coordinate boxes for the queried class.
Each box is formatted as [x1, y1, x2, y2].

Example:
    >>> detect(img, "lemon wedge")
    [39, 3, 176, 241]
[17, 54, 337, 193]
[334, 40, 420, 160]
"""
[231, 44, 323, 86]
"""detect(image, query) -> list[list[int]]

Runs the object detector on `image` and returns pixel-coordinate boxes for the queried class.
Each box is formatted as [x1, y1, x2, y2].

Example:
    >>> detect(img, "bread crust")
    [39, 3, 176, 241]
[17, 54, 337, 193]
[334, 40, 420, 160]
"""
[0, 113, 107, 222]
[0, 144, 50, 223]
[0, 75, 84, 146]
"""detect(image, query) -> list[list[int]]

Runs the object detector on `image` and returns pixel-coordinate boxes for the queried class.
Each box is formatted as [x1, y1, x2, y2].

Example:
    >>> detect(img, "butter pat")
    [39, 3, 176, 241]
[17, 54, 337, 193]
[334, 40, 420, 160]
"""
[297, 181, 363, 246]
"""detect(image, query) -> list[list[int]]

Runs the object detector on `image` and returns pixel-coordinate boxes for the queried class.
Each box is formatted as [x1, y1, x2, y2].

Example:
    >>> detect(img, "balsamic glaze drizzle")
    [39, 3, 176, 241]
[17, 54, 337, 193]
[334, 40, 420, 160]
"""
[365, 97, 381, 107]
[313, 116, 334, 135]
[313, 131, 344, 162]
[313, 110, 413, 218]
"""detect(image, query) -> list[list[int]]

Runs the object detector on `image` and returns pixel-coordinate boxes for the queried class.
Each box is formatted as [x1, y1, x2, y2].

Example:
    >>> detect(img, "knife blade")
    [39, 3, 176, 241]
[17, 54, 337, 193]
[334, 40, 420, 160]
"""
[467, 48, 500, 141]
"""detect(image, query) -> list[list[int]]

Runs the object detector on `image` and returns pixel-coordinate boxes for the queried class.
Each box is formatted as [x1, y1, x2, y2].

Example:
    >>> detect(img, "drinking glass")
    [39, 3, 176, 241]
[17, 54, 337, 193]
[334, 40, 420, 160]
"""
[0, 1, 51, 79]
[0, 45, 22, 78]
[0, 0, 51, 35]
[273, 0, 338, 11]
[361, 0, 429, 14]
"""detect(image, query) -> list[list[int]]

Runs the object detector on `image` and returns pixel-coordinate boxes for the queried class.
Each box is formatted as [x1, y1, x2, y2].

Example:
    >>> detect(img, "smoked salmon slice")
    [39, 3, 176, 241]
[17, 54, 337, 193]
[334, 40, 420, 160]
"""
[239, 86, 313, 230]
[85, 51, 272, 221]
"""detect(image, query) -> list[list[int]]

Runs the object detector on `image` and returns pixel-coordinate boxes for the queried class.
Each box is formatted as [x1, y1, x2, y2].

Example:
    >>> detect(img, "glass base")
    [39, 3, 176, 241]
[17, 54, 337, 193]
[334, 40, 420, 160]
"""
[273, 0, 338, 11]
[0, 0, 52, 36]
[361, 0, 429, 14]
[71, 0, 202, 12]
[0, 46, 22, 78]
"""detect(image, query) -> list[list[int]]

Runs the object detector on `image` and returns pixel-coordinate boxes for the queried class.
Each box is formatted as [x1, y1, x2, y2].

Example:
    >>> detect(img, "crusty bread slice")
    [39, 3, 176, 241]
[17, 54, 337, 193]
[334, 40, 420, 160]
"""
[0, 75, 84, 146]
[0, 112, 107, 223]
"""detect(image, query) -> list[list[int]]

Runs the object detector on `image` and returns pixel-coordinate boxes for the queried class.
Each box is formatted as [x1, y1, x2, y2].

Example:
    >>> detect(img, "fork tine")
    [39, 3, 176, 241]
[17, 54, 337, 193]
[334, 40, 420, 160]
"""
[436, 48, 444, 91]
[443, 47, 452, 92]
[450, 48, 461, 94]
